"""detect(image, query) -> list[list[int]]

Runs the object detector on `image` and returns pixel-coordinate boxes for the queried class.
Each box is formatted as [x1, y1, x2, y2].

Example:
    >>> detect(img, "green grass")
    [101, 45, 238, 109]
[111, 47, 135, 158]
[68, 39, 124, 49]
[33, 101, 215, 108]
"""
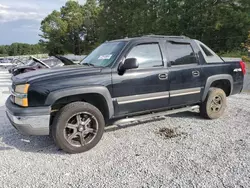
[218, 51, 248, 57]
[219, 51, 250, 63]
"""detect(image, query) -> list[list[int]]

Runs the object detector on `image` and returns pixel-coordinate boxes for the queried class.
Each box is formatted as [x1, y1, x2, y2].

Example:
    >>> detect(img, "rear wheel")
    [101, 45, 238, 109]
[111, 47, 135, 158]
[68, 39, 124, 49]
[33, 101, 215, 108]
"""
[51, 102, 105, 154]
[200, 87, 227, 119]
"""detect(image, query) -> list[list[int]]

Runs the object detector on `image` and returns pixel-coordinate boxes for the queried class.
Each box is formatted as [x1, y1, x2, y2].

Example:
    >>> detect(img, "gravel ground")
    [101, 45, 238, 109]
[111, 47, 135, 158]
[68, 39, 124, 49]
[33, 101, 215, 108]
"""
[0, 69, 250, 187]
[243, 72, 250, 92]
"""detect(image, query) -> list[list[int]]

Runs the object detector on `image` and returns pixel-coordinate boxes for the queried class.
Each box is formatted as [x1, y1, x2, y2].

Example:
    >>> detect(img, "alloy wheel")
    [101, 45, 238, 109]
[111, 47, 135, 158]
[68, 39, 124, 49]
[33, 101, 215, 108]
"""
[64, 112, 98, 147]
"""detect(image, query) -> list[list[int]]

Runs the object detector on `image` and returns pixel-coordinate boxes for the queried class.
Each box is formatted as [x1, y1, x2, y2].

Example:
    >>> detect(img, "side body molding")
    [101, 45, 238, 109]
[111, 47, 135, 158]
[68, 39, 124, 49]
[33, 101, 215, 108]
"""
[45, 86, 114, 118]
[202, 74, 233, 101]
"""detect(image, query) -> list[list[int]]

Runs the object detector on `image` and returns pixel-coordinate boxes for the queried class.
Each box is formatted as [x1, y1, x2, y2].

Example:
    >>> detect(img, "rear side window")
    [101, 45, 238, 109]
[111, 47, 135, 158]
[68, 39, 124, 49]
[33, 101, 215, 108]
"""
[127, 43, 163, 68]
[167, 43, 196, 66]
[200, 44, 213, 56]
[194, 40, 224, 63]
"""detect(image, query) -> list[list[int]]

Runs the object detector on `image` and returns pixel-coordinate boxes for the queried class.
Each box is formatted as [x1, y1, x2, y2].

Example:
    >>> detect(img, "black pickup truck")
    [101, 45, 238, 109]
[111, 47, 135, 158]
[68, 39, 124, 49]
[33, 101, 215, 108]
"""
[5, 35, 246, 153]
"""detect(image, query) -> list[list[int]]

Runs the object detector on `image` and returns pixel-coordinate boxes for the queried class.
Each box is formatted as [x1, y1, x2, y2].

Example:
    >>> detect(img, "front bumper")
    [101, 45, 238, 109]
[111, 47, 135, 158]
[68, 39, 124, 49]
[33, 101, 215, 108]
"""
[5, 97, 51, 135]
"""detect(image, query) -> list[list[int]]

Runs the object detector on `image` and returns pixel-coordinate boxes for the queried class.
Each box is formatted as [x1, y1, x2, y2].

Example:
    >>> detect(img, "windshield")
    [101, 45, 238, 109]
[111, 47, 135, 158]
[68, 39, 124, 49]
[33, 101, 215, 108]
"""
[81, 41, 127, 67]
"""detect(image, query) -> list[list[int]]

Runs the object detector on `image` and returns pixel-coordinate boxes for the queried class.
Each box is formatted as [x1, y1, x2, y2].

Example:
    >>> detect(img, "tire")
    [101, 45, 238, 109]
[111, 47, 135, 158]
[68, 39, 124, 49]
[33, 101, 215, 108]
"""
[51, 102, 105, 154]
[200, 87, 227, 119]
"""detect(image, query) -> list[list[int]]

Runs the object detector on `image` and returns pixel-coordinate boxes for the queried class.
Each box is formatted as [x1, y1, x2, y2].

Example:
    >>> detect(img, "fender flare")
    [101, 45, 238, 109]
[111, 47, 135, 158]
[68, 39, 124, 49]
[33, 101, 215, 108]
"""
[45, 86, 114, 118]
[202, 74, 233, 101]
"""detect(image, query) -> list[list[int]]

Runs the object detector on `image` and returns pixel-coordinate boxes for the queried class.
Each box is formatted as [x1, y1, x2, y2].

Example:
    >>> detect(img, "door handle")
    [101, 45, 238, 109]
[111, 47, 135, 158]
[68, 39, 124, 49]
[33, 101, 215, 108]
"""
[192, 70, 200, 77]
[159, 73, 168, 80]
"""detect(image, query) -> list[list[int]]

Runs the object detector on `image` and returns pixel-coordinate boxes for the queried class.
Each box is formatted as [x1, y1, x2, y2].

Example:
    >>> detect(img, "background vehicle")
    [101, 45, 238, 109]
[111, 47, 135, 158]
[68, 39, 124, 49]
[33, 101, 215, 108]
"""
[7, 58, 27, 73]
[0, 58, 15, 69]
[6, 35, 245, 154]
[10, 56, 77, 76]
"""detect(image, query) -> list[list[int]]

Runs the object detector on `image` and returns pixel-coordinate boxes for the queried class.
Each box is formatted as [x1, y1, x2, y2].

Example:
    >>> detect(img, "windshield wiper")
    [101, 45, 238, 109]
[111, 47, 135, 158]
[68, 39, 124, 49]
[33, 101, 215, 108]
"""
[82, 63, 103, 68]
[82, 63, 94, 67]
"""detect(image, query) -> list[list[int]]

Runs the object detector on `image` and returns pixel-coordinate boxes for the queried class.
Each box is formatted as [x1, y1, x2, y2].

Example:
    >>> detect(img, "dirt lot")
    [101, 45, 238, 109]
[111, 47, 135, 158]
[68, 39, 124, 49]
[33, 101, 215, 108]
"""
[0, 70, 250, 188]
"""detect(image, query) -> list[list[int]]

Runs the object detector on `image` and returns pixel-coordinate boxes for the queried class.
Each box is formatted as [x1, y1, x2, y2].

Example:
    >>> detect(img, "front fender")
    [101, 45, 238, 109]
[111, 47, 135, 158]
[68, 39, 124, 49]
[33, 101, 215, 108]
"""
[45, 86, 114, 118]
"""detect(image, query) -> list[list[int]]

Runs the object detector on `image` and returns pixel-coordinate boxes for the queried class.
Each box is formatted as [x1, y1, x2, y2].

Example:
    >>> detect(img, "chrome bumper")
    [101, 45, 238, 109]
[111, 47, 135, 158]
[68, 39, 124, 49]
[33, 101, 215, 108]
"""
[6, 110, 50, 135]
[5, 97, 50, 136]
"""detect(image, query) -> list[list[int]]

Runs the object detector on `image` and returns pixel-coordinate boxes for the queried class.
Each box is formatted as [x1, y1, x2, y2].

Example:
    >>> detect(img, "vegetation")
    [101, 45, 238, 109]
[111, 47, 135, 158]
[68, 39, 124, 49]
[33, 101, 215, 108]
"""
[2, 0, 250, 57]
[39, 0, 250, 56]
[0, 43, 47, 57]
[219, 51, 250, 63]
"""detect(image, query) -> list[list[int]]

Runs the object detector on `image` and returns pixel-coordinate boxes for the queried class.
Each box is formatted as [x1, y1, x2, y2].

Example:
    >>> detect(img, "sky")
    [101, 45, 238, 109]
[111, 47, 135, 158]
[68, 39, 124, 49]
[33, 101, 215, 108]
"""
[0, 0, 86, 45]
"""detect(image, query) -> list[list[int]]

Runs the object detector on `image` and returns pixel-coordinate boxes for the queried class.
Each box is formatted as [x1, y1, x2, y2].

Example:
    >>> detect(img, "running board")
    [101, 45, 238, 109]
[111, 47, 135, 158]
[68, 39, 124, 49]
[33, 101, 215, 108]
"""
[112, 105, 200, 125]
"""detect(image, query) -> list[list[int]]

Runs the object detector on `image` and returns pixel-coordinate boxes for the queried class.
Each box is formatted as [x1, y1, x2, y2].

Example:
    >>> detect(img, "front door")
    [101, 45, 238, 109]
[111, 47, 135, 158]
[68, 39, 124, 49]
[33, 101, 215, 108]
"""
[166, 41, 202, 106]
[112, 42, 170, 116]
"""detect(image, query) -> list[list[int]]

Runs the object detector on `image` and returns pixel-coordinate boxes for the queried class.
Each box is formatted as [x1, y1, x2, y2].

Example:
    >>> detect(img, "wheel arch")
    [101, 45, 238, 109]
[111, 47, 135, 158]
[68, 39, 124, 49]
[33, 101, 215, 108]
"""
[202, 74, 233, 101]
[46, 86, 114, 119]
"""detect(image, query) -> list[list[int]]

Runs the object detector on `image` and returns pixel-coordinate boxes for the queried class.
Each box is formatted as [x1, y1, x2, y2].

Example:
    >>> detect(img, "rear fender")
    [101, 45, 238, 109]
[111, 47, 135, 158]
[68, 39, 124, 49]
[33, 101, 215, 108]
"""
[202, 74, 233, 101]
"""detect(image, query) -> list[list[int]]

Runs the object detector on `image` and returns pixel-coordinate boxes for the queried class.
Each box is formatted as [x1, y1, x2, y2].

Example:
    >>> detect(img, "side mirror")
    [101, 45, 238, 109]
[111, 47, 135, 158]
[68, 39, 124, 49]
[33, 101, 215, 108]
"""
[120, 58, 138, 71]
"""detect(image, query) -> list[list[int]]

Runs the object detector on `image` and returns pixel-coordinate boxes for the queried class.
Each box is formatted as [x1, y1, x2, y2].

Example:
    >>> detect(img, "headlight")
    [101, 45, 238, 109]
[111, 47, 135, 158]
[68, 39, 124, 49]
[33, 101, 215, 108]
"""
[13, 84, 30, 107]
[15, 84, 30, 94]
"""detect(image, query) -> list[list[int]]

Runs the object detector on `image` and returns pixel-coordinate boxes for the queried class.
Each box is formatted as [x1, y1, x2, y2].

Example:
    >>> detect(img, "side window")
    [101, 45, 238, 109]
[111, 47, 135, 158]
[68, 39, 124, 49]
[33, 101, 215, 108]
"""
[200, 44, 213, 57]
[127, 43, 163, 68]
[167, 43, 197, 66]
[194, 40, 224, 63]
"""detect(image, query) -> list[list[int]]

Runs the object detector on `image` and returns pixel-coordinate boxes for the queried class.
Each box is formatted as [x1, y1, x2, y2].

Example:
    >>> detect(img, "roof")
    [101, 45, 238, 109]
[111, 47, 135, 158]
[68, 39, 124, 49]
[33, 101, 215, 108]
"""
[109, 35, 190, 42]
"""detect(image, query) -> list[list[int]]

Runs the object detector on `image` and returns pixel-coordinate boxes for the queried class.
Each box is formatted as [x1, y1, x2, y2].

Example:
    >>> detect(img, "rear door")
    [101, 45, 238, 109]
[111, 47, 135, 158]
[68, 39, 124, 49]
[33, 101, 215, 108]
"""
[166, 41, 203, 106]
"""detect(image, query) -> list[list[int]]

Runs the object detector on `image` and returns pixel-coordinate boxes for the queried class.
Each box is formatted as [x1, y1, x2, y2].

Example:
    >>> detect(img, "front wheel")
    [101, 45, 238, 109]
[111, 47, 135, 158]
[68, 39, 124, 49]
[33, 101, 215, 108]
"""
[200, 87, 227, 119]
[51, 102, 105, 154]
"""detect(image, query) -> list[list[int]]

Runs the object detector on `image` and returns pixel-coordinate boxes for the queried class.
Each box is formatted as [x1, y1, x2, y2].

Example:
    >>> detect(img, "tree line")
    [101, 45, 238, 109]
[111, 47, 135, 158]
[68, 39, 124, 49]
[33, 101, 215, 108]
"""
[0, 43, 47, 57]
[40, 0, 250, 55]
[2, 0, 250, 57]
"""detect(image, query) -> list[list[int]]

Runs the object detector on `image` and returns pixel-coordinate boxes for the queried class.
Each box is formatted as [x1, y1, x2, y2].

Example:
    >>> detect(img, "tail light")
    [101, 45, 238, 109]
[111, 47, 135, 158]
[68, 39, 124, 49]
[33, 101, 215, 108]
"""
[239, 61, 246, 75]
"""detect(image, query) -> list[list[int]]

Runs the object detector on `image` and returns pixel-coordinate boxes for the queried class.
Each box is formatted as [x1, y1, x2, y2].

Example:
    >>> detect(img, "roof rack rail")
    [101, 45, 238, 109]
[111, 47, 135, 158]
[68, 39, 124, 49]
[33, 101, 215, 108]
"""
[142, 35, 189, 39]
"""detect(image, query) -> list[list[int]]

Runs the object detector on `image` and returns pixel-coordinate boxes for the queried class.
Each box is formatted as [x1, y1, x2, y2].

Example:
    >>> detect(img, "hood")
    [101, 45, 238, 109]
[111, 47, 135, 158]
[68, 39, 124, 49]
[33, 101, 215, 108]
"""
[12, 65, 102, 85]
[31, 56, 50, 68]
[55, 55, 76, 65]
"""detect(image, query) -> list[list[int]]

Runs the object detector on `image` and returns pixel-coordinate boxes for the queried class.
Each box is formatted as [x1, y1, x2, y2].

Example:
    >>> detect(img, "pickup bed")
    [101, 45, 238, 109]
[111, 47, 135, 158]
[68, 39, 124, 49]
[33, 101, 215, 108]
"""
[5, 35, 245, 153]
